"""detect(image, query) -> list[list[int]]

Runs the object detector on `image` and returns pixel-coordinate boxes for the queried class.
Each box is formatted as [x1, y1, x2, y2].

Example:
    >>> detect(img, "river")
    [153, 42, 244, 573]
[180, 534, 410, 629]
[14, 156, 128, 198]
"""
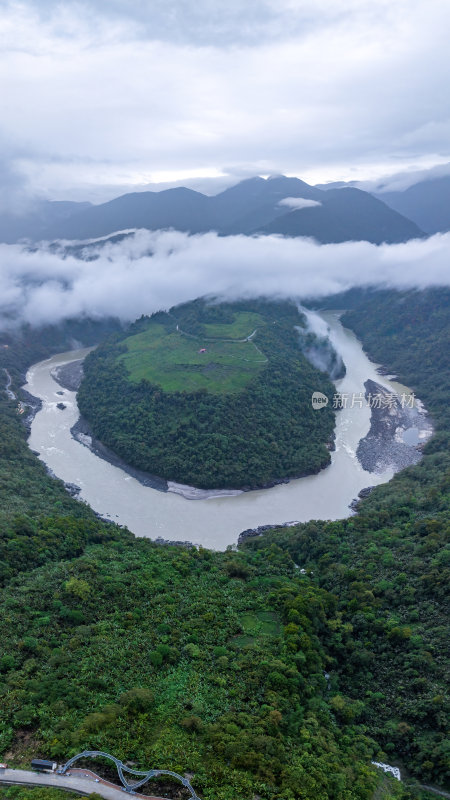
[23, 313, 419, 549]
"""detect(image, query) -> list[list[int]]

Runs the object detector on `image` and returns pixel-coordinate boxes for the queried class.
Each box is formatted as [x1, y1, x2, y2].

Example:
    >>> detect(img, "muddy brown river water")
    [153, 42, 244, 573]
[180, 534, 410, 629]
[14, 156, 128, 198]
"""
[24, 312, 421, 549]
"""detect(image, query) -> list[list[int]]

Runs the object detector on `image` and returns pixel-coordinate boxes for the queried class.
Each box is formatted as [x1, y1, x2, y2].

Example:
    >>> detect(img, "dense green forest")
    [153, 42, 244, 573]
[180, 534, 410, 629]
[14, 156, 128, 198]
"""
[244, 288, 450, 789]
[0, 318, 126, 585]
[0, 289, 448, 800]
[77, 299, 337, 489]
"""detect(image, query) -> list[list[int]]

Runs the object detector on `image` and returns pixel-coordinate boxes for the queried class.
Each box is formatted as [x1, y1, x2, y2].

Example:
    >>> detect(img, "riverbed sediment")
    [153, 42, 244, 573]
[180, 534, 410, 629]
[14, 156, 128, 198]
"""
[52, 359, 85, 392]
[357, 379, 433, 473]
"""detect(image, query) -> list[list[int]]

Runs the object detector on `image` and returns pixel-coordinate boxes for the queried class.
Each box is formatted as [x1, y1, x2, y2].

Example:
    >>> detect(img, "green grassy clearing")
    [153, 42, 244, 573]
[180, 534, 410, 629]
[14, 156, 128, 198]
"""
[232, 612, 280, 649]
[232, 634, 257, 648]
[240, 611, 281, 637]
[201, 311, 265, 339]
[118, 321, 267, 393]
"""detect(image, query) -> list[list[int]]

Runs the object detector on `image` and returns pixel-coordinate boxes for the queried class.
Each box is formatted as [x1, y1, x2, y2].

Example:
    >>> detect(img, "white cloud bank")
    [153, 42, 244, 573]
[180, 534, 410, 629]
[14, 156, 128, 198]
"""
[278, 198, 322, 210]
[0, 230, 448, 330]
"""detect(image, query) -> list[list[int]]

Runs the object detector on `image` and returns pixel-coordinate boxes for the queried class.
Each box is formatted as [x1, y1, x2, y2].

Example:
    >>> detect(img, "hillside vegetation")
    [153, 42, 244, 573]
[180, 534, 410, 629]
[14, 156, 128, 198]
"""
[117, 311, 266, 393]
[0, 289, 448, 800]
[244, 288, 450, 790]
[77, 299, 336, 489]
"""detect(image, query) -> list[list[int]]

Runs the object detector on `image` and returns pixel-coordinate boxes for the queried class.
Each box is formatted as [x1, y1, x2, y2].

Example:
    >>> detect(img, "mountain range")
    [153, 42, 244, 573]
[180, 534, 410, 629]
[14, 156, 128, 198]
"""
[374, 175, 450, 234]
[318, 172, 450, 235]
[1, 173, 438, 245]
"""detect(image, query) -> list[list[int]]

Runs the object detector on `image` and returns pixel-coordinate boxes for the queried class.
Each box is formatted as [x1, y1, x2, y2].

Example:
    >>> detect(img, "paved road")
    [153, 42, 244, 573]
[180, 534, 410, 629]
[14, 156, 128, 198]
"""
[1, 767, 447, 799]
[0, 768, 168, 800]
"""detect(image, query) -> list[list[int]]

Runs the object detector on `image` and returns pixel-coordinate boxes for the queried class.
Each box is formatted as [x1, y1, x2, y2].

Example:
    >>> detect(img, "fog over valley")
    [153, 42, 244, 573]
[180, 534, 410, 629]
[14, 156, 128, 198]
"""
[1, 229, 449, 328]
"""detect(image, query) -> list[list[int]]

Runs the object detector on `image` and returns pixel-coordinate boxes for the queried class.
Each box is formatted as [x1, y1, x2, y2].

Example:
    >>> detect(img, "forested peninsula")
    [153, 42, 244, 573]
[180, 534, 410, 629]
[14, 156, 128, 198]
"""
[77, 299, 338, 489]
[0, 289, 448, 800]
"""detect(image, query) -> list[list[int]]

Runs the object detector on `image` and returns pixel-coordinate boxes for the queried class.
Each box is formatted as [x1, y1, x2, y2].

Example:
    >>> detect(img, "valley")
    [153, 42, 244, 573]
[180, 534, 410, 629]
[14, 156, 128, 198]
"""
[1, 4, 449, 798]
[23, 310, 418, 546]
[0, 288, 448, 800]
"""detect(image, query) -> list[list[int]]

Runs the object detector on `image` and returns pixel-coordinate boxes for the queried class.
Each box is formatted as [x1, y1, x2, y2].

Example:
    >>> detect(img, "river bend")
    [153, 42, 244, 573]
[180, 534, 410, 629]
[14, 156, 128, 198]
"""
[24, 313, 418, 549]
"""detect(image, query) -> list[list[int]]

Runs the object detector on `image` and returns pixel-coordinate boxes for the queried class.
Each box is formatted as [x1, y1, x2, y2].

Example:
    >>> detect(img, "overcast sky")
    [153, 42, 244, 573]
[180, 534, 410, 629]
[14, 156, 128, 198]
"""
[1, 0, 450, 202]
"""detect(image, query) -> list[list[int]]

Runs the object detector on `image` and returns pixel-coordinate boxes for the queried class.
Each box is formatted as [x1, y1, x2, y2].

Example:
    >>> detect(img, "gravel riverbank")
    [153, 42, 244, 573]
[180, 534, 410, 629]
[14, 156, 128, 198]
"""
[51, 359, 85, 391]
[357, 379, 433, 473]
[71, 415, 169, 492]
[53, 367, 433, 503]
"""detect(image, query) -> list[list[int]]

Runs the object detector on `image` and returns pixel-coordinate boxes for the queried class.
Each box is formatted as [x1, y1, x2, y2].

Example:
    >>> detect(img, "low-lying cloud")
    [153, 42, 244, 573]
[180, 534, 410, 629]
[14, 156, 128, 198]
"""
[0, 229, 449, 330]
[297, 308, 345, 379]
[278, 198, 322, 210]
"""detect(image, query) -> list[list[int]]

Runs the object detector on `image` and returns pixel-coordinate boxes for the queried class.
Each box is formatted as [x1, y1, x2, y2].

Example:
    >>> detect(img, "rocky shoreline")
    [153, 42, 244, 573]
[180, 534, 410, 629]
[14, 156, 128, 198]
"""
[168, 451, 334, 498]
[69, 409, 329, 500]
[349, 485, 375, 512]
[347, 380, 433, 512]
[51, 359, 85, 391]
[19, 388, 42, 434]
[69, 413, 333, 499]
[41, 359, 168, 492]
[71, 416, 169, 492]
[52, 363, 433, 506]
[356, 379, 433, 473]
[48, 365, 240, 498]
[238, 520, 300, 547]
[66, 372, 429, 502]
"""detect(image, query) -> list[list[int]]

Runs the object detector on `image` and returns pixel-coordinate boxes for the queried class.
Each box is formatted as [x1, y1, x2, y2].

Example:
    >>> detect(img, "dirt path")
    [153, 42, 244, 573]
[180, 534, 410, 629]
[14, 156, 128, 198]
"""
[3, 368, 16, 400]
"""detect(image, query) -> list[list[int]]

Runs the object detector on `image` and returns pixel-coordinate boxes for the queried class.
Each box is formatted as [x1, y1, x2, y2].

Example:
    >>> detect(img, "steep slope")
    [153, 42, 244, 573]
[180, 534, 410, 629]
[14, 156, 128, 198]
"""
[0, 290, 447, 797]
[210, 174, 322, 232]
[40, 187, 215, 240]
[375, 175, 450, 234]
[259, 187, 424, 243]
[243, 287, 450, 790]
[0, 200, 92, 244]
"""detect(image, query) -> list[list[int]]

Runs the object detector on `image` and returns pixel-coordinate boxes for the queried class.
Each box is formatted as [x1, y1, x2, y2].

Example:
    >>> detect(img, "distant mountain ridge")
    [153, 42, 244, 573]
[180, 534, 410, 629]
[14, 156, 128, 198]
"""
[256, 185, 423, 243]
[0, 200, 92, 244]
[2, 174, 425, 245]
[374, 175, 450, 234]
[318, 171, 450, 235]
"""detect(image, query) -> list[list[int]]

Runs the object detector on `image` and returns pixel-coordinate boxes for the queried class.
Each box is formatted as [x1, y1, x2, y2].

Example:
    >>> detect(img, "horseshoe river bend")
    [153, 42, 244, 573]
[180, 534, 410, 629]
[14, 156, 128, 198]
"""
[23, 312, 432, 549]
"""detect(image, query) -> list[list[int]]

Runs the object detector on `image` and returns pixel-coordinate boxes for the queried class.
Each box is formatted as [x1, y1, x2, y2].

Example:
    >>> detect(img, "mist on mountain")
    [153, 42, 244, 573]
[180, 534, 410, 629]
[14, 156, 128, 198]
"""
[1, 227, 448, 330]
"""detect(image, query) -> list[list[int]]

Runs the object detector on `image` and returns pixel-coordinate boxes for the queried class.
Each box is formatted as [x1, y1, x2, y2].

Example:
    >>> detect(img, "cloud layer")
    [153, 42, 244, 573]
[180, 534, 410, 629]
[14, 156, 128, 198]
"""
[0, 230, 448, 330]
[1, 1, 450, 199]
[279, 198, 322, 210]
